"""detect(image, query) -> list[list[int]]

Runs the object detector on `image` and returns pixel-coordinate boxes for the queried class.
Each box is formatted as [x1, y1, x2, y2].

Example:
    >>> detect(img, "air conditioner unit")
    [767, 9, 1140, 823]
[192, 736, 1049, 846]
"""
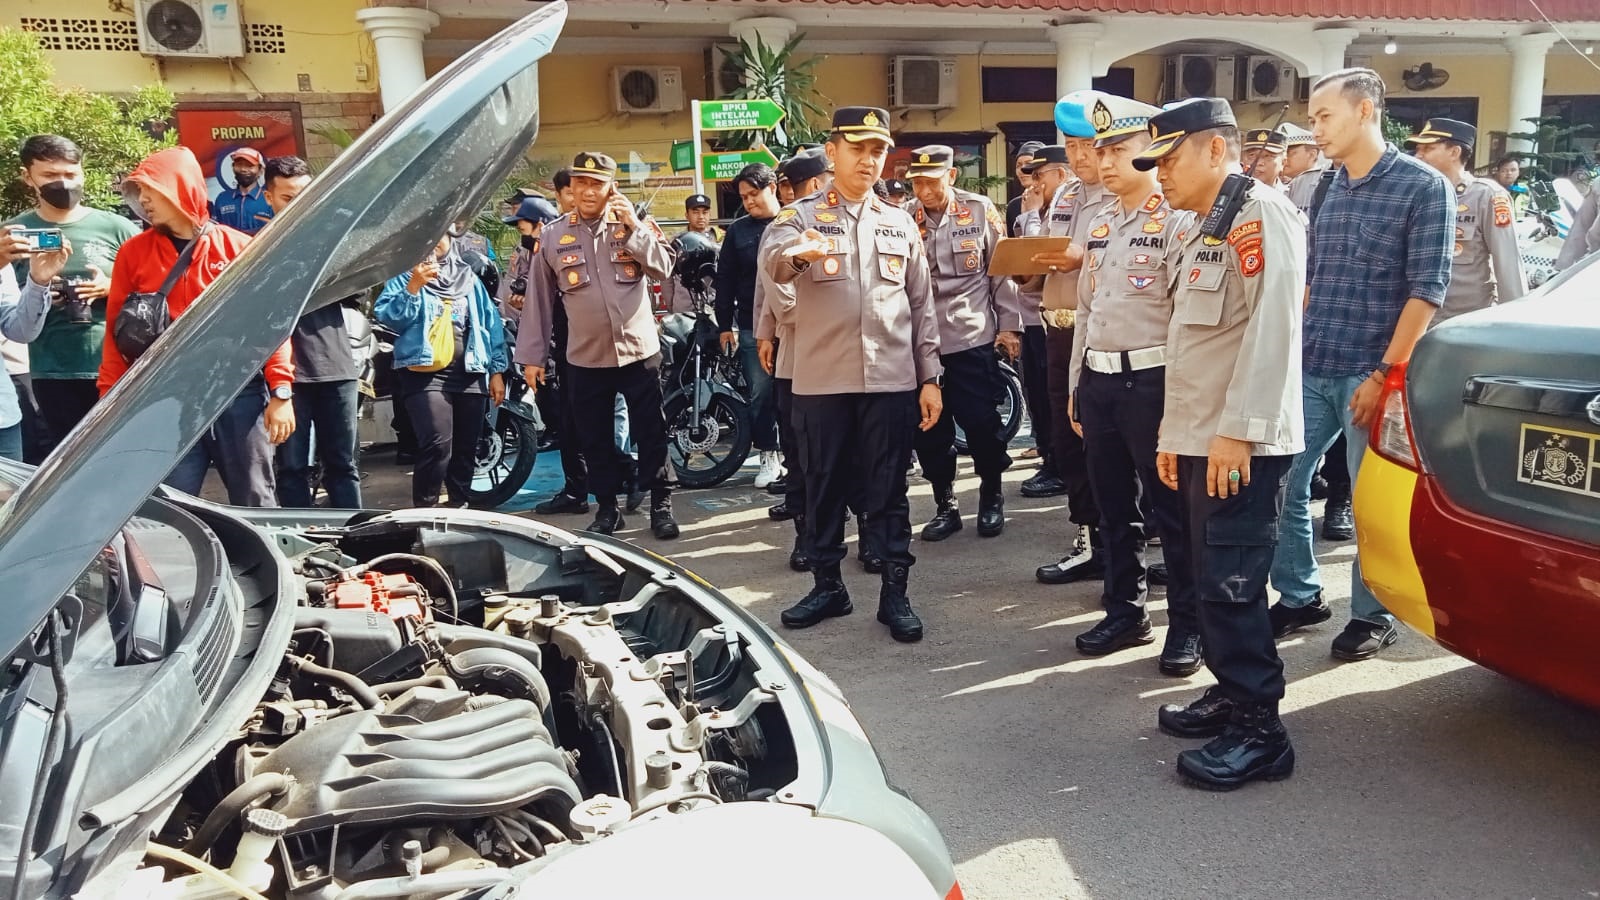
[612, 66, 685, 114]
[706, 44, 747, 98]
[136, 0, 244, 58]
[1244, 56, 1297, 103]
[1164, 55, 1237, 102]
[890, 56, 957, 110]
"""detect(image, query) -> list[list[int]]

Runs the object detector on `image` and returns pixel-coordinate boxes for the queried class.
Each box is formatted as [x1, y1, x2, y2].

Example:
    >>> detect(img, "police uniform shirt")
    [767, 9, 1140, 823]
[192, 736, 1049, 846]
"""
[1160, 184, 1307, 458]
[765, 186, 942, 395]
[1285, 162, 1332, 219]
[752, 266, 798, 379]
[515, 211, 674, 369]
[1042, 179, 1111, 312]
[1438, 175, 1528, 322]
[1068, 191, 1197, 392]
[497, 240, 535, 327]
[911, 188, 1025, 353]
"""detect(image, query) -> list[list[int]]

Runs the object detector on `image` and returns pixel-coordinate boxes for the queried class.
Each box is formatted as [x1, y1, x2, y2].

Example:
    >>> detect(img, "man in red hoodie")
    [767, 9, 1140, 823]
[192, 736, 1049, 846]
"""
[99, 146, 296, 506]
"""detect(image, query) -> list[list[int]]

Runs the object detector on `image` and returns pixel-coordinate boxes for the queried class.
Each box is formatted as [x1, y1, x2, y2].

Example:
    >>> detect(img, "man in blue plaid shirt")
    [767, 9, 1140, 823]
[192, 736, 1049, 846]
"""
[1266, 68, 1454, 661]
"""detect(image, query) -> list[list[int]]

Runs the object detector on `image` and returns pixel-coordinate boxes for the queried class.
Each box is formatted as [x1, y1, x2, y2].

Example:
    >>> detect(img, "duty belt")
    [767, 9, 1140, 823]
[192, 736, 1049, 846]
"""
[1084, 345, 1166, 374]
[1041, 309, 1076, 330]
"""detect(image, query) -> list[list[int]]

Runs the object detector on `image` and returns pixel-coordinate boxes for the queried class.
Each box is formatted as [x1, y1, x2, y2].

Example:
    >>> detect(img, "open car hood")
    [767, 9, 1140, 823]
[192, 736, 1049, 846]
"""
[0, 2, 568, 659]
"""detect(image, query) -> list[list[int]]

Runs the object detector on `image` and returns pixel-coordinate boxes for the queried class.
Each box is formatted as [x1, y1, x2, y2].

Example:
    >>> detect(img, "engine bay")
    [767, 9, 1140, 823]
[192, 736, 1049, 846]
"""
[130, 513, 804, 899]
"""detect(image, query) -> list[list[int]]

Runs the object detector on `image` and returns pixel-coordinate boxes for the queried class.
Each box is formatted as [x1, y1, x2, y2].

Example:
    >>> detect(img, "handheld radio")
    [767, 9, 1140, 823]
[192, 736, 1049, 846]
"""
[1200, 103, 1292, 240]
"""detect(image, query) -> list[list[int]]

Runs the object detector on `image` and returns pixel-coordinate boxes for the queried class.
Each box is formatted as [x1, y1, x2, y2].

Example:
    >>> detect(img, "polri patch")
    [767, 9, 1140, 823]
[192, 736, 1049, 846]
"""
[1493, 194, 1513, 227]
[1091, 223, 1110, 239]
[558, 234, 578, 245]
[1227, 220, 1261, 245]
[1142, 221, 1164, 234]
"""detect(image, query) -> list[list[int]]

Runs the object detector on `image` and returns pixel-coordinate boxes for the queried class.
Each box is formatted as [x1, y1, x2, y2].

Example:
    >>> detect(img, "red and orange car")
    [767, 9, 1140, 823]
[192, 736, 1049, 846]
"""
[1356, 251, 1600, 709]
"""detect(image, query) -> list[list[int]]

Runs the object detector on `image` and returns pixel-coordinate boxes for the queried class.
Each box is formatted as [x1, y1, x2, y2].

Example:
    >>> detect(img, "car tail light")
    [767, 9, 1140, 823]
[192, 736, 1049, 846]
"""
[1370, 362, 1419, 470]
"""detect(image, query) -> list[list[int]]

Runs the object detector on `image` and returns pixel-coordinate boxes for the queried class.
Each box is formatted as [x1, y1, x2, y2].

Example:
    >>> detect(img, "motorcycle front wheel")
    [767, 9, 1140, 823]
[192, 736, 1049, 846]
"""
[665, 390, 752, 489]
[469, 407, 539, 509]
[954, 360, 1026, 454]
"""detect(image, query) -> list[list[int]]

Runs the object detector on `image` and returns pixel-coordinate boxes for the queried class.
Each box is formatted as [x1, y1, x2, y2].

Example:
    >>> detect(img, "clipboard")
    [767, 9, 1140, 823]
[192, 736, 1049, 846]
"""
[987, 236, 1072, 276]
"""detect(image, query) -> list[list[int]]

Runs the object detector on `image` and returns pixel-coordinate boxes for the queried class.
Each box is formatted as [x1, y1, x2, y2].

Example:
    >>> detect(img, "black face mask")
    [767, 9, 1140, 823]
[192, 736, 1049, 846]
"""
[37, 180, 83, 212]
[235, 172, 258, 188]
[520, 234, 538, 249]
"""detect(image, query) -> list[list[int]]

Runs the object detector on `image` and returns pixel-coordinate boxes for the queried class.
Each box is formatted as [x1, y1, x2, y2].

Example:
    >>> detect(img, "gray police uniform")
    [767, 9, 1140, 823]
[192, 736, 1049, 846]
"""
[1285, 163, 1331, 219]
[1070, 190, 1201, 633]
[1438, 175, 1527, 322]
[765, 186, 942, 575]
[517, 210, 677, 504]
[909, 188, 1022, 496]
[1163, 182, 1307, 705]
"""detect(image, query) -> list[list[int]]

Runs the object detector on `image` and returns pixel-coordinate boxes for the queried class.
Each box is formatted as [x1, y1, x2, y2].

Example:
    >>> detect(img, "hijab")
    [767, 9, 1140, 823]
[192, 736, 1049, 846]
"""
[427, 236, 480, 300]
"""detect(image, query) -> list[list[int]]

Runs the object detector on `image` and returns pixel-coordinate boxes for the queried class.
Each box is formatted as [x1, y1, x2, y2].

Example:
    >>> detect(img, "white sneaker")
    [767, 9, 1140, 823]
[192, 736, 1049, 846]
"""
[754, 450, 783, 488]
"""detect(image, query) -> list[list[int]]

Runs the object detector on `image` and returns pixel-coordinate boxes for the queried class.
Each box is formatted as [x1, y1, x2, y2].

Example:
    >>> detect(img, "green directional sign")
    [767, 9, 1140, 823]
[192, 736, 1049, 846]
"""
[699, 99, 786, 132]
[670, 140, 695, 173]
[700, 147, 780, 182]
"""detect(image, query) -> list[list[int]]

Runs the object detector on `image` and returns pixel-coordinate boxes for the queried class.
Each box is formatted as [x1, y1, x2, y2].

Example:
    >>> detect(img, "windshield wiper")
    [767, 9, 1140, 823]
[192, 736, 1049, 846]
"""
[10, 607, 75, 900]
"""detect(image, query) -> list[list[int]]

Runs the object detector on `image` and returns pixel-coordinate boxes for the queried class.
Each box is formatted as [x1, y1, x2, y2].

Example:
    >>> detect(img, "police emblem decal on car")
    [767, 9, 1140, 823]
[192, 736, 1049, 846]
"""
[1518, 426, 1595, 495]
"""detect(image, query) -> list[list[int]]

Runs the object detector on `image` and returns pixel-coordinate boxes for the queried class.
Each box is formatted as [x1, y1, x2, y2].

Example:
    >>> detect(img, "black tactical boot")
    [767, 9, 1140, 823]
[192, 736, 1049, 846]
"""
[780, 566, 852, 629]
[649, 490, 680, 539]
[1159, 628, 1205, 677]
[1036, 526, 1106, 584]
[976, 480, 1005, 537]
[877, 564, 924, 643]
[1176, 702, 1295, 791]
[1075, 615, 1155, 656]
[789, 516, 810, 572]
[920, 485, 962, 541]
[622, 462, 645, 513]
[587, 504, 624, 535]
[535, 489, 590, 515]
[856, 513, 885, 573]
[768, 499, 797, 521]
[1158, 685, 1235, 738]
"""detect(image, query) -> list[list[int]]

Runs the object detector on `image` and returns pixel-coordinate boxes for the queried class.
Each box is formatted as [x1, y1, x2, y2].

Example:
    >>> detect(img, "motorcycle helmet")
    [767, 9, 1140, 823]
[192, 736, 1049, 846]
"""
[673, 230, 720, 294]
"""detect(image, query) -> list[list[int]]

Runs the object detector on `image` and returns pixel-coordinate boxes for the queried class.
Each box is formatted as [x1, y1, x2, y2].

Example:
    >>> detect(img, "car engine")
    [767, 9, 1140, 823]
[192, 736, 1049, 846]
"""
[130, 520, 799, 899]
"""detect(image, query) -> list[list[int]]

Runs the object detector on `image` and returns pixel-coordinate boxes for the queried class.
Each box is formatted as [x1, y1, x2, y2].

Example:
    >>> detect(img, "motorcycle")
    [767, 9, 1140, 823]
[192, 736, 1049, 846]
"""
[953, 352, 1026, 455]
[658, 232, 753, 488]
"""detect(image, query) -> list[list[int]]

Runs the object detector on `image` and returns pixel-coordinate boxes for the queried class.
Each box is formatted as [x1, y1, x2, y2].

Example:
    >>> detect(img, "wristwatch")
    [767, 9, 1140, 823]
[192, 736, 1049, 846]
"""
[272, 385, 294, 401]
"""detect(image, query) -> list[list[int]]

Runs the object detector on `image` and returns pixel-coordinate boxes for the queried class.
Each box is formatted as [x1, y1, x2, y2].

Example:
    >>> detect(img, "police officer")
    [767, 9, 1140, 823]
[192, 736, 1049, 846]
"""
[1068, 95, 1203, 675]
[1136, 98, 1307, 790]
[783, 147, 830, 202]
[682, 193, 725, 243]
[764, 107, 943, 643]
[1407, 118, 1528, 322]
[1011, 143, 1067, 501]
[1279, 124, 1325, 199]
[906, 145, 1024, 540]
[1018, 104, 1111, 583]
[884, 179, 912, 208]
[1241, 128, 1287, 188]
[518, 151, 680, 538]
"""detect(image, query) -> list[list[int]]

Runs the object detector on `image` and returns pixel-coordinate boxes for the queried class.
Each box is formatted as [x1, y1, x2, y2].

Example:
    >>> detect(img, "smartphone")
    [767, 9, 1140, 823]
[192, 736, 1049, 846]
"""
[603, 184, 622, 224]
[16, 228, 64, 253]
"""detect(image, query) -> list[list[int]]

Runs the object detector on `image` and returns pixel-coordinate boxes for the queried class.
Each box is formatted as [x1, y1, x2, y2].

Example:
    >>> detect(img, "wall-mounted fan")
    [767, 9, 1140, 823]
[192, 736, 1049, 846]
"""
[1403, 63, 1450, 91]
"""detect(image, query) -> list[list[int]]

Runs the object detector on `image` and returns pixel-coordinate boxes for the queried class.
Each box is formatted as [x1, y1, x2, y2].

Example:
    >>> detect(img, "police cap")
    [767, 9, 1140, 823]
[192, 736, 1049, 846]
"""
[831, 106, 895, 147]
[1406, 117, 1476, 153]
[1132, 98, 1237, 171]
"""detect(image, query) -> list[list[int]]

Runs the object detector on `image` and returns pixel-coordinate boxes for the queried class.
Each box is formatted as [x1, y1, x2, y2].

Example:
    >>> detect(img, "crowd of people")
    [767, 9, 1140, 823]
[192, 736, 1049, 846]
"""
[2, 65, 1596, 793]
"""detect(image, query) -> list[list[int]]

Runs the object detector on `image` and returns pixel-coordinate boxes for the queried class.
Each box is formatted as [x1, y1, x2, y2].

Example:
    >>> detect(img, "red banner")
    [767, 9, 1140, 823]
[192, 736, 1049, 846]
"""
[174, 103, 305, 200]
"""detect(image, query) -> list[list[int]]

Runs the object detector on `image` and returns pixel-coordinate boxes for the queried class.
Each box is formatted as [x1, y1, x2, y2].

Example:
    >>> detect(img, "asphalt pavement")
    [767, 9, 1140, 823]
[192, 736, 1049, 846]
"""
[343, 445, 1600, 900]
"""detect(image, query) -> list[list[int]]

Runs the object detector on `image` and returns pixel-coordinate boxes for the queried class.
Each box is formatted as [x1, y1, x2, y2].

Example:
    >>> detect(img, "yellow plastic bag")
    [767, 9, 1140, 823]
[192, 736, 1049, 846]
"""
[408, 297, 455, 372]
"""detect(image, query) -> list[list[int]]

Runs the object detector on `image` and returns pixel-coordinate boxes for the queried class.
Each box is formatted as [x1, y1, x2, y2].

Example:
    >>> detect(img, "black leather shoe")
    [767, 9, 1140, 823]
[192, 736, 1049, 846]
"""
[535, 491, 590, 516]
[977, 483, 1005, 537]
[1075, 616, 1155, 656]
[1158, 686, 1236, 738]
[766, 476, 789, 494]
[780, 576, 852, 629]
[1148, 562, 1169, 587]
[587, 506, 624, 535]
[1177, 703, 1295, 791]
[1269, 594, 1332, 639]
[1331, 618, 1399, 661]
[1036, 527, 1105, 584]
[768, 500, 797, 521]
[920, 486, 962, 541]
[877, 565, 923, 643]
[858, 546, 884, 574]
[1159, 630, 1205, 677]
[1322, 484, 1354, 541]
[789, 549, 810, 573]
[1019, 471, 1068, 498]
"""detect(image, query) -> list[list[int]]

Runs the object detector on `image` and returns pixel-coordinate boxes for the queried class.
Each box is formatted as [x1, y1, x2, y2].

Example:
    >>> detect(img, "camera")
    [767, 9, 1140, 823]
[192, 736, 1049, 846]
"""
[510, 276, 528, 296]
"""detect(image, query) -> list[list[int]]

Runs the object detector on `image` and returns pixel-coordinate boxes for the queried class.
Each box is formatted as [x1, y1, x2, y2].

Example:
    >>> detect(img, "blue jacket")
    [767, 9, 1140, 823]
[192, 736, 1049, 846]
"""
[374, 274, 508, 378]
[209, 185, 274, 234]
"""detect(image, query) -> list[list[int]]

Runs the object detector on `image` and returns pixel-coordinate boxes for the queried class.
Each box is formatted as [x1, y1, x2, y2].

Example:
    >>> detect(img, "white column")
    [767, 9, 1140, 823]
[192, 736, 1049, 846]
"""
[1051, 23, 1103, 100]
[728, 16, 797, 55]
[1506, 32, 1559, 154]
[355, 6, 440, 112]
[1311, 27, 1359, 78]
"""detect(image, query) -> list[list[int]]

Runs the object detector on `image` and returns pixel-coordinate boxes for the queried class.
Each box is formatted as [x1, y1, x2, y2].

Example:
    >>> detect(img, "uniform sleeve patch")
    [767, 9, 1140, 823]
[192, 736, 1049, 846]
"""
[773, 208, 799, 225]
[1492, 193, 1513, 228]
[1227, 220, 1262, 245]
[986, 205, 1005, 231]
[1234, 235, 1264, 277]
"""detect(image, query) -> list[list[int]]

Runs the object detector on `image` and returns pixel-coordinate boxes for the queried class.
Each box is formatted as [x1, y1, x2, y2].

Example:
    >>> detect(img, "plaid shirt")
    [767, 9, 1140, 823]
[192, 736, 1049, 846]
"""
[1304, 144, 1454, 378]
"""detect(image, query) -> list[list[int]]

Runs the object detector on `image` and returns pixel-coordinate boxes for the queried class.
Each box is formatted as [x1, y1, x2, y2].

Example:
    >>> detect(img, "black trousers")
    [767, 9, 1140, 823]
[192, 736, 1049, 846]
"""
[32, 377, 99, 456]
[1020, 324, 1052, 468]
[794, 391, 917, 572]
[1178, 454, 1292, 704]
[566, 355, 674, 503]
[10, 373, 47, 464]
[1045, 324, 1099, 528]
[913, 345, 1012, 488]
[1320, 433, 1351, 488]
[775, 375, 804, 524]
[405, 389, 489, 507]
[1076, 366, 1197, 630]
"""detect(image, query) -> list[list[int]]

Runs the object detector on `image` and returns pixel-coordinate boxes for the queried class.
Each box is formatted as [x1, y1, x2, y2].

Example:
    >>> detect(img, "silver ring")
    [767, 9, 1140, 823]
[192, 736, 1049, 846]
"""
[1228, 469, 1241, 482]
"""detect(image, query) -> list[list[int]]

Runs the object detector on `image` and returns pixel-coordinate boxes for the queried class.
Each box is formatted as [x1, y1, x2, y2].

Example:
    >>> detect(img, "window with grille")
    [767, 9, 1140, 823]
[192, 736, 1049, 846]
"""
[246, 23, 285, 55]
[19, 17, 140, 52]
